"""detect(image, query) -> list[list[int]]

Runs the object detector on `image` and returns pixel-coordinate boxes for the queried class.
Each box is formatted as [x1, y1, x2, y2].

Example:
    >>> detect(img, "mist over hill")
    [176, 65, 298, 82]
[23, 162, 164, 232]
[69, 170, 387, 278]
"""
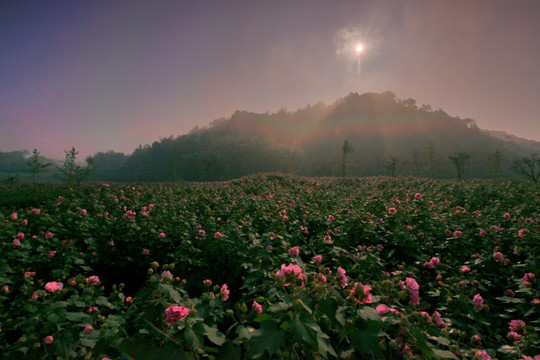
[2, 91, 538, 182]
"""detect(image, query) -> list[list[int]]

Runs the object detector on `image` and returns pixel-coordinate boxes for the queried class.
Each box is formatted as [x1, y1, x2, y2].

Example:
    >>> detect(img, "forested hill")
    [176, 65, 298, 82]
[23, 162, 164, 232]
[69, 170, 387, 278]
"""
[109, 91, 536, 181]
[2, 91, 538, 182]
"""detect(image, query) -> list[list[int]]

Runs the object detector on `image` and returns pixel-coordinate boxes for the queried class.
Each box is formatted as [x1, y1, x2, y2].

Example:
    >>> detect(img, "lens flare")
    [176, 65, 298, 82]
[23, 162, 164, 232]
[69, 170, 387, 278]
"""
[355, 44, 364, 53]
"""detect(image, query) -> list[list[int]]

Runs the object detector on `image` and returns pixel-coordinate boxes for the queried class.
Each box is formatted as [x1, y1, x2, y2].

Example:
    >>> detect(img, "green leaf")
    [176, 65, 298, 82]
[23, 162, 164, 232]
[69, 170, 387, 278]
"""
[291, 316, 318, 348]
[96, 296, 115, 310]
[245, 320, 285, 358]
[65, 312, 92, 323]
[350, 321, 383, 358]
[185, 326, 204, 348]
[358, 306, 381, 322]
[204, 324, 226, 346]
[433, 349, 459, 359]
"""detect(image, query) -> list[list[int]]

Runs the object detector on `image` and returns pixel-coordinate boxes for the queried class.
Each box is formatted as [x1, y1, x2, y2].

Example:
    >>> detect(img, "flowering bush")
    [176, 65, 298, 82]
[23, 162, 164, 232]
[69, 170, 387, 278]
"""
[0, 174, 538, 359]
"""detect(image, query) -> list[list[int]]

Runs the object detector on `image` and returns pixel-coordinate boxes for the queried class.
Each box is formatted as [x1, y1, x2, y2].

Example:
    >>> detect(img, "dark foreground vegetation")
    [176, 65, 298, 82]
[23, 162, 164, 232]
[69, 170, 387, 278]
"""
[0, 174, 538, 359]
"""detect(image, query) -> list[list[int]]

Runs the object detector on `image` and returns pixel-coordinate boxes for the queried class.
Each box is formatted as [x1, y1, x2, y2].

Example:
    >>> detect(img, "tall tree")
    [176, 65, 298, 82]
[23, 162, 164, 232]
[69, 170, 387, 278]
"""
[512, 154, 539, 182]
[25, 149, 52, 184]
[57, 147, 96, 184]
[449, 152, 470, 180]
[487, 147, 504, 180]
[425, 142, 436, 177]
[341, 140, 354, 177]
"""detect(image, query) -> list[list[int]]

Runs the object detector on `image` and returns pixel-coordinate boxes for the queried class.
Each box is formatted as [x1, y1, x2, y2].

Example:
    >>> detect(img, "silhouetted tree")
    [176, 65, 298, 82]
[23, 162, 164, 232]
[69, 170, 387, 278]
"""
[341, 140, 354, 177]
[425, 142, 436, 177]
[449, 152, 470, 180]
[487, 148, 504, 180]
[411, 149, 422, 177]
[512, 154, 539, 182]
[57, 147, 96, 184]
[24, 149, 52, 184]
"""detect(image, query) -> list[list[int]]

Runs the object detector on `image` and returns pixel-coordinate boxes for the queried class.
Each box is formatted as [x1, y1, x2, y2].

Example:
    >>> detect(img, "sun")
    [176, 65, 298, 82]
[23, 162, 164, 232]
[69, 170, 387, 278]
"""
[355, 44, 364, 53]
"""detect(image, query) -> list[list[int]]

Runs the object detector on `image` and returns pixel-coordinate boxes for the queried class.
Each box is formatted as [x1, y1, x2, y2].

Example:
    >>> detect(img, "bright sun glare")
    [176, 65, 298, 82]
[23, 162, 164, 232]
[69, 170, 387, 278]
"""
[355, 44, 364, 53]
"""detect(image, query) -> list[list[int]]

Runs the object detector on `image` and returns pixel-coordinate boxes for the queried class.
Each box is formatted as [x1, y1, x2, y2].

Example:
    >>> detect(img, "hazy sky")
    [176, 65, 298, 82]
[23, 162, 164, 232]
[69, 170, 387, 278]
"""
[2, 0, 539, 159]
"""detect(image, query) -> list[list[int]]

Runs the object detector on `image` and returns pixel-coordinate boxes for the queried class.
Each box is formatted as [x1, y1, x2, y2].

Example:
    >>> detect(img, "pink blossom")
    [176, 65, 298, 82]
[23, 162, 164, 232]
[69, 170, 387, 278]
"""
[43, 335, 54, 344]
[433, 311, 446, 328]
[125, 296, 132, 303]
[48, 250, 56, 258]
[24, 271, 35, 278]
[16, 232, 24, 239]
[142, 248, 150, 255]
[31, 208, 41, 215]
[337, 267, 348, 288]
[44, 281, 63, 292]
[276, 263, 306, 286]
[473, 294, 483, 310]
[220, 284, 230, 301]
[2, 285, 9, 293]
[508, 331, 521, 343]
[288, 246, 300, 256]
[10, 213, 17, 220]
[388, 207, 397, 214]
[80, 209, 87, 216]
[45, 232, 53, 239]
[405, 277, 420, 305]
[423, 257, 440, 269]
[509, 320, 526, 333]
[328, 215, 335, 221]
[350, 282, 372, 304]
[13, 239, 21, 246]
[83, 324, 93, 334]
[522, 272, 535, 285]
[453, 230, 463, 238]
[414, 192, 422, 199]
[85, 276, 100, 285]
[475, 350, 492, 360]
[198, 229, 205, 236]
[108, 241, 114, 247]
[317, 273, 327, 282]
[407, 225, 413, 231]
[471, 334, 482, 344]
[376, 304, 390, 315]
[518, 228, 530, 238]
[214, 232, 222, 239]
[252, 300, 262, 314]
[314, 255, 322, 263]
[159, 232, 166, 238]
[267, 245, 273, 251]
[164, 305, 190, 325]
[503, 212, 510, 219]
[282, 215, 289, 222]
[531, 298, 540, 305]
[479, 228, 487, 236]
[493, 252, 505, 262]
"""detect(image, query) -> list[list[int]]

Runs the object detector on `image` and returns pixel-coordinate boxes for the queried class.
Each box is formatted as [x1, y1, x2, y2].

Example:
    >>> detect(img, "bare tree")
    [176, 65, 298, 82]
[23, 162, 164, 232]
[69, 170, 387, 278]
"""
[487, 147, 504, 180]
[425, 142, 436, 177]
[25, 149, 52, 184]
[449, 152, 470, 180]
[341, 140, 354, 177]
[512, 154, 539, 182]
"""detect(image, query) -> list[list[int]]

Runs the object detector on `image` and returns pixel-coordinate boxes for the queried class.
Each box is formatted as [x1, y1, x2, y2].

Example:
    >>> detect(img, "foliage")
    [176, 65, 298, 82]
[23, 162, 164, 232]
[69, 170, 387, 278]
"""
[512, 154, 539, 182]
[25, 149, 52, 184]
[56, 147, 97, 185]
[0, 174, 539, 359]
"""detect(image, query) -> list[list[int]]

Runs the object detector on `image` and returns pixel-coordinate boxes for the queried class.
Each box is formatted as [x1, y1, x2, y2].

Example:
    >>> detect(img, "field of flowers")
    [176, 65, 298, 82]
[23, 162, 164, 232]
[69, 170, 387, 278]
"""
[0, 174, 538, 359]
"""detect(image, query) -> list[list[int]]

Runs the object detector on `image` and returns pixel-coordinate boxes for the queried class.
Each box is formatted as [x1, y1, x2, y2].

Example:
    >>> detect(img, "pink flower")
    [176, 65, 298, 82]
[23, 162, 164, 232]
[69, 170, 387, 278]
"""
[24, 271, 35, 278]
[2, 285, 9, 293]
[423, 257, 440, 269]
[283, 215, 289, 222]
[461, 266, 471, 273]
[16, 232, 24, 239]
[198, 229, 205, 236]
[44, 281, 63, 292]
[473, 294, 483, 310]
[475, 350, 492, 360]
[414, 193, 422, 199]
[252, 300, 262, 314]
[453, 230, 463, 238]
[350, 282, 372, 304]
[508, 331, 521, 342]
[142, 248, 150, 255]
[405, 277, 420, 305]
[10, 213, 18, 220]
[328, 215, 335, 221]
[518, 228, 530, 238]
[83, 324, 93, 334]
[220, 284, 230, 301]
[503, 212, 510, 219]
[85, 276, 100, 285]
[13, 239, 21, 246]
[317, 273, 327, 282]
[164, 305, 190, 325]
[509, 319, 526, 333]
[433, 311, 447, 328]
[288, 246, 300, 256]
[108, 240, 114, 247]
[159, 232, 166, 238]
[388, 207, 397, 214]
[45, 232, 53, 239]
[48, 250, 56, 258]
[314, 255, 322, 264]
[471, 334, 482, 344]
[43, 335, 54, 344]
[376, 304, 390, 315]
[407, 225, 413, 231]
[267, 245, 273, 251]
[479, 228, 487, 236]
[276, 263, 306, 287]
[31, 208, 41, 215]
[493, 252, 505, 262]
[80, 209, 87, 216]
[522, 272, 535, 285]
[125, 296, 132, 303]
[214, 232, 222, 239]
[337, 267, 348, 288]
